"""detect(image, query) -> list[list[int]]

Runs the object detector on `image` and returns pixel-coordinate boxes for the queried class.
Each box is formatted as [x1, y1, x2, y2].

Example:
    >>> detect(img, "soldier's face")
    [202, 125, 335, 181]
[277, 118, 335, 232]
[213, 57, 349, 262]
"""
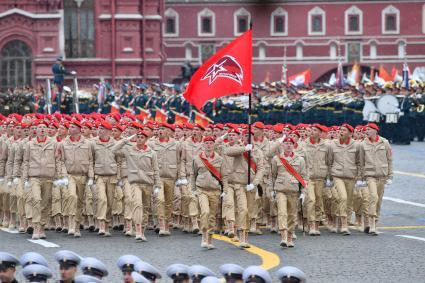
[48, 126, 57, 136]
[205, 128, 213, 136]
[158, 127, 167, 138]
[228, 132, 239, 143]
[213, 128, 222, 138]
[340, 127, 351, 139]
[123, 271, 133, 283]
[136, 134, 147, 144]
[0, 266, 15, 282]
[112, 128, 122, 138]
[59, 265, 77, 281]
[204, 140, 215, 151]
[253, 127, 263, 137]
[106, 117, 116, 125]
[58, 127, 68, 136]
[99, 128, 111, 138]
[69, 125, 80, 136]
[193, 128, 202, 137]
[37, 125, 47, 136]
[311, 128, 321, 138]
[282, 141, 294, 152]
[289, 134, 299, 142]
[174, 128, 183, 139]
[127, 127, 138, 136]
[366, 127, 377, 137]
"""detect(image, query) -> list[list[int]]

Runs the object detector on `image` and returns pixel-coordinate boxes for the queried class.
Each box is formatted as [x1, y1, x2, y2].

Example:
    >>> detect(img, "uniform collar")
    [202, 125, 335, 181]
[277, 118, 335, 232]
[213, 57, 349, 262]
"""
[339, 138, 351, 145]
[368, 136, 379, 143]
[70, 135, 81, 142]
[283, 152, 294, 158]
[37, 136, 47, 143]
[309, 137, 320, 144]
[99, 137, 110, 143]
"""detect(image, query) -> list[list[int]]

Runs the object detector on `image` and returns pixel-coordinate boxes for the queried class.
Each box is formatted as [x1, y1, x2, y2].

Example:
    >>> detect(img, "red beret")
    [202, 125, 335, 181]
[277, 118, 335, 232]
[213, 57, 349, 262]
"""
[288, 130, 300, 138]
[114, 124, 125, 132]
[161, 123, 175, 131]
[108, 113, 121, 122]
[35, 120, 49, 127]
[203, 136, 215, 143]
[273, 124, 283, 133]
[296, 124, 307, 130]
[366, 123, 379, 131]
[227, 128, 240, 134]
[252, 121, 265, 129]
[283, 124, 294, 130]
[312, 123, 328, 132]
[82, 121, 93, 129]
[72, 120, 82, 128]
[341, 123, 354, 132]
[123, 112, 134, 121]
[145, 122, 155, 130]
[60, 122, 70, 129]
[194, 124, 205, 130]
[215, 124, 224, 130]
[50, 122, 60, 129]
[137, 130, 149, 137]
[100, 121, 113, 130]
[242, 129, 254, 135]
[283, 137, 295, 144]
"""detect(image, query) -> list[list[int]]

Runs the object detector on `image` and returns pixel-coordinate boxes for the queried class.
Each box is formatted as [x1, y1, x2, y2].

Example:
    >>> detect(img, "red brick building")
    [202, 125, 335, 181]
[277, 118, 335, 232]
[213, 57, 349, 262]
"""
[1, 0, 425, 88]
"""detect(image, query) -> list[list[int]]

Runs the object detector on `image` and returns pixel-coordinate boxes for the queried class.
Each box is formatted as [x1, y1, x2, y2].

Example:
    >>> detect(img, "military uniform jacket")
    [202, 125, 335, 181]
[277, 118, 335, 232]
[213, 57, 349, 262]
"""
[359, 136, 393, 179]
[5, 137, 20, 180]
[23, 137, 60, 180]
[327, 139, 360, 180]
[91, 138, 118, 176]
[219, 141, 239, 188]
[150, 138, 184, 180]
[59, 136, 94, 178]
[181, 138, 203, 180]
[271, 153, 306, 194]
[12, 138, 29, 178]
[224, 145, 265, 186]
[112, 140, 161, 186]
[0, 135, 10, 176]
[303, 138, 329, 180]
[192, 152, 225, 191]
[254, 137, 271, 182]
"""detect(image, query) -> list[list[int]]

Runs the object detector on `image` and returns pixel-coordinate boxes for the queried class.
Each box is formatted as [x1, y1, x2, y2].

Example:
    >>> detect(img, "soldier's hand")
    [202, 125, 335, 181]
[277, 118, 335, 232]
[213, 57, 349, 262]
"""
[87, 178, 94, 187]
[180, 179, 188, 186]
[0, 176, 4, 183]
[299, 192, 306, 204]
[245, 144, 253, 152]
[62, 177, 69, 186]
[24, 181, 31, 190]
[117, 180, 123, 187]
[13, 178, 19, 185]
[7, 181, 12, 188]
[385, 179, 393, 187]
[246, 183, 255, 191]
[325, 178, 333, 188]
[71, 71, 77, 75]
[153, 186, 161, 196]
[220, 191, 226, 198]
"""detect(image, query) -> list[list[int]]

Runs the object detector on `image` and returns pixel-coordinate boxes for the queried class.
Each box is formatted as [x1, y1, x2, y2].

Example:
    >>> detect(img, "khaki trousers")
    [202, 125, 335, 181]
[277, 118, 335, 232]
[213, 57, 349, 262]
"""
[130, 183, 144, 225]
[142, 186, 152, 227]
[276, 192, 298, 233]
[232, 183, 256, 230]
[353, 186, 370, 217]
[198, 188, 220, 233]
[173, 184, 182, 217]
[122, 178, 133, 221]
[84, 183, 94, 217]
[305, 179, 325, 222]
[181, 183, 199, 218]
[95, 175, 117, 223]
[112, 184, 123, 216]
[1, 182, 10, 214]
[51, 183, 65, 217]
[24, 183, 33, 220]
[30, 178, 52, 225]
[9, 182, 17, 214]
[367, 177, 386, 218]
[16, 180, 25, 217]
[334, 177, 355, 218]
[64, 175, 87, 224]
[157, 178, 175, 221]
[222, 184, 235, 222]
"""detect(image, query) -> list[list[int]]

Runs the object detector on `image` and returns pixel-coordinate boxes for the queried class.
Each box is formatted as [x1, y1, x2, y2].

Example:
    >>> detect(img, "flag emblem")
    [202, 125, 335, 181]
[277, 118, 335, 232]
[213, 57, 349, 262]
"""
[201, 55, 244, 86]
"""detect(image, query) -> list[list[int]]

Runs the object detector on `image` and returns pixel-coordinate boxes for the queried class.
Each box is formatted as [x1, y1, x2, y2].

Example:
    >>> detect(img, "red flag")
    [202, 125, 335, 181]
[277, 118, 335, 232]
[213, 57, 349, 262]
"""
[379, 65, 392, 82]
[288, 69, 311, 86]
[183, 30, 252, 110]
[155, 108, 167, 123]
[174, 112, 190, 125]
[194, 111, 212, 128]
[136, 109, 150, 122]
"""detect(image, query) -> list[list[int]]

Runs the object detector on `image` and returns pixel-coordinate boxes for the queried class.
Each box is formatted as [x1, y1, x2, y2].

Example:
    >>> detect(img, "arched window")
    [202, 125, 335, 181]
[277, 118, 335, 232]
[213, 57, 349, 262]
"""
[64, 0, 95, 58]
[345, 6, 363, 35]
[271, 7, 288, 36]
[308, 7, 325, 35]
[0, 40, 32, 89]
[164, 8, 179, 37]
[382, 5, 400, 34]
[198, 8, 215, 36]
[234, 8, 251, 36]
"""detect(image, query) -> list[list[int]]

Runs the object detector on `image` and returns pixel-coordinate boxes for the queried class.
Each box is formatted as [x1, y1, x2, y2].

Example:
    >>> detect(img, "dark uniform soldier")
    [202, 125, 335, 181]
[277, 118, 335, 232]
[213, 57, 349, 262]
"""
[0, 252, 20, 283]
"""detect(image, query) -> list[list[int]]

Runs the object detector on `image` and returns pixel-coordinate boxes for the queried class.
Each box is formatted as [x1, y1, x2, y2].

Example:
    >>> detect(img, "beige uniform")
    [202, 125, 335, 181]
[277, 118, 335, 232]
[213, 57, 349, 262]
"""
[253, 137, 271, 225]
[271, 153, 306, 233]
[303, 138, 328, 224]
[5, 137, 20, 217]
[59, 136, 94, 226]
[0, 136, 11, 222]
[12, 138, 26, 219]
[22, 137, 60, 227]
[359, 137, 393, 219]
[192, 152, 224, 233]
[91, 138, 118, 223]
[224, 145, 264, 230]
[327, 139, 360, 222]
[220, 141, 238, 223]
[113, 140, 161, 226]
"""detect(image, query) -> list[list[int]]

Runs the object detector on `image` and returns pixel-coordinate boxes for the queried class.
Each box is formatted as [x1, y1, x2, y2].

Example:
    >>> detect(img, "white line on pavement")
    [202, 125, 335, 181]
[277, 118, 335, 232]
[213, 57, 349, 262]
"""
[395, 235, 425, 242]
[0, 227, 19, 234]
[383, 197, 425, 208]
[27, 239, 60, 248]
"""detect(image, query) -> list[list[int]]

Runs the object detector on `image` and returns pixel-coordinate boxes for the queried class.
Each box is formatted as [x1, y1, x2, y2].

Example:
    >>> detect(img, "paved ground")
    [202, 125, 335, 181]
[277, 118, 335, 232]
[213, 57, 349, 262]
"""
[1, 142, 425, 282]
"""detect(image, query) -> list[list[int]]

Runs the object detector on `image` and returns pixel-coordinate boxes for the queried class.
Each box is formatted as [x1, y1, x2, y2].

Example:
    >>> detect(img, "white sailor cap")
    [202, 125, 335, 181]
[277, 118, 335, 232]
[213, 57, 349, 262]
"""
[19, 252, 48, 267]
[134, 260, 162, 280]
[80, 257, 108, 278]
[166, 263, 190, 280]
[0, 251, 20, 268]
[54, 250, 81, 267]
[131, 271, 150, 283]
[219, 263, 244, 280]
[74, 274, 103, 283]
[22, 263, 52, 282]
[117, 254, 140, 272]
[242, 266, 272, 283]
[275, 266, 306, 283]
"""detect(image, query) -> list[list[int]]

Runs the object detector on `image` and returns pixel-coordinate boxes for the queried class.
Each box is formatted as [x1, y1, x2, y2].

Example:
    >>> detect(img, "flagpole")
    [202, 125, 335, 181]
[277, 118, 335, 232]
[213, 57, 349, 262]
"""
[248, 22, 253, 187]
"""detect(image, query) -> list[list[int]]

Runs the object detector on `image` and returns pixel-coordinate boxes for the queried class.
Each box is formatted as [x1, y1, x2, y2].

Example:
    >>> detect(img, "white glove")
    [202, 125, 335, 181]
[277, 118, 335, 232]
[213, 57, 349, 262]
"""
[271, 191, 277, 200]
[355, 180, 363, 188]
[71, 71, 77, 75]
[117, 180, 123, 187]
[279, 134, 287, 143]
[220, 192, 226, 198]
[325, 179, 333, 188]
[7, 181, 12, 188]
[245, 144, 253, 152]
[180, 179, 188, 186]
[13, 178, 19, 185]
[361, 180, 368, 187]
[246, 183, 255, 192]
[299, 193, 305, 204]
[62, 177, 69, 187]
[385, 179, 393, 186]
[153, 186, 160, 196]
[176, 179, 182, 186]
[24, 181, 31, 190]
[53, 179, 61, 186]
[0, 177, 4, 184]
[87, 179, 94, 187]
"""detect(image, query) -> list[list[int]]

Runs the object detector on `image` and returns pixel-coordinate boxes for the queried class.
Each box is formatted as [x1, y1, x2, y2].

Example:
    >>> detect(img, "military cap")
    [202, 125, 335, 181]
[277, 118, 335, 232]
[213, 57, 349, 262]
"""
[219, 263, 244, 280]
[166, 263, 190, 280]
[275, 266, 306, 283]
[242, 266, 272, 283]
[131, 271, 150, 283]
[56, 56, 63, 61]
[20, 252, 48, 267]
[134, 260, 162, 280]
[54, 250, 81, 268]
[117, 254, 140, 272]
[74, 274, 103, 283]
[188, 265, 216, 280]
[0, 251, 19, 269]
[80, 257, 108, 278]
[22, 263, 52, 282]
[366, 123, 379, 131]
[201, 276, 222, 283]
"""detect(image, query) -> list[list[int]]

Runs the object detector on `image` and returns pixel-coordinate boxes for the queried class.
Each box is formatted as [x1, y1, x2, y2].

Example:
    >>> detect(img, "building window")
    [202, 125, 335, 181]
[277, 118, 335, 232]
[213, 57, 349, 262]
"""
[330, 43, 337, 59]
[198, 8, 215, 36]
[64, 0, 95, 58]
[258, 43, 266, 60]
[382, 5, 400, 34]
[185, 44, 192, 60]
[370, 42, 377, 59]
[164, 8, 179, 36]
[296, 43, 303, 60]
[270, 7, 288, 36]
[234, 8, 251, 36]
[308, 7, 325, 35]
[0, 40, 32, 89]
[345, 6, 363, 35]
[398, 41, 406, 59]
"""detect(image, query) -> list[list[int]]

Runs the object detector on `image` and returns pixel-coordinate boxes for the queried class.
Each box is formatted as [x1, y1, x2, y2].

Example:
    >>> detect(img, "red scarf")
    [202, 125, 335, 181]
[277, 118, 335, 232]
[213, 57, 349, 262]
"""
[159, 137, 169, 143]
[36, 136, 46, 143]
[137, 144, 148, 151]
[243, 152, 257, 173]
[339, 138, 350, 145]
[309, 137, 320, 144]
[192, 136, 202, 143]
[368, 136, 379, 143]
[99, 137, 110, 143]
[70, 136, 81, 142]
[284, 152, 294, 158]
[278, 155, 306, 187]
[198, 152, 222, 182]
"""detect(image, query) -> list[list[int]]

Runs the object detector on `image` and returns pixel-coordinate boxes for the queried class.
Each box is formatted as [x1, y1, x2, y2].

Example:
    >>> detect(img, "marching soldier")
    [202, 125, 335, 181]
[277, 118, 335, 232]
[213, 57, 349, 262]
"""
[359, 123, 393, 235]
[191, 136, 225, 249]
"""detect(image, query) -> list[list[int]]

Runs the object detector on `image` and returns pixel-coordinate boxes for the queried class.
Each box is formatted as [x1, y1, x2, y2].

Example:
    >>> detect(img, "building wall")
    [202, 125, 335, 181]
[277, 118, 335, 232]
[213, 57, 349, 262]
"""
[163, 0, 425, 83]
